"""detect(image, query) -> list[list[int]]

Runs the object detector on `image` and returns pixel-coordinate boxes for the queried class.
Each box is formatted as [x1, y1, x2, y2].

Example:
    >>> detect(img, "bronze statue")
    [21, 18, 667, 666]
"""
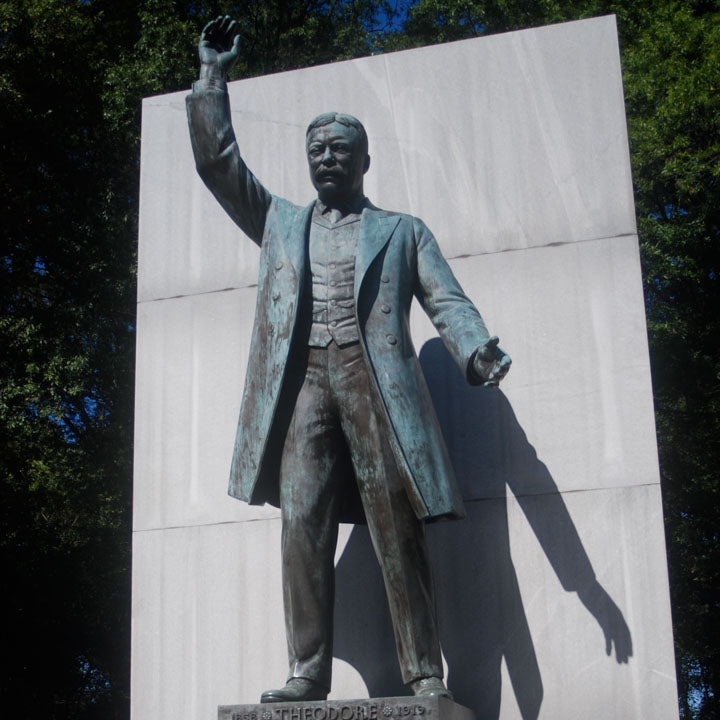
[186, 15, 511, 704]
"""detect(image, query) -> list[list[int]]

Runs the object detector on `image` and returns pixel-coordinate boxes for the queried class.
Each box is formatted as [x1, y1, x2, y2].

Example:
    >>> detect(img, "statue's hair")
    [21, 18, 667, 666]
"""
[306, 112, 368, 156]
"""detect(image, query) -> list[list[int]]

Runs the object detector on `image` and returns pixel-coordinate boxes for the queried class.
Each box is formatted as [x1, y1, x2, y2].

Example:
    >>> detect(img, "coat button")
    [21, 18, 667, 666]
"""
[381, 304, 391, 314]
[275, 261, 284, 271]
[381, 274, 390, 283]
[330, 320, 338, 327]
[386, 334, 397, 345]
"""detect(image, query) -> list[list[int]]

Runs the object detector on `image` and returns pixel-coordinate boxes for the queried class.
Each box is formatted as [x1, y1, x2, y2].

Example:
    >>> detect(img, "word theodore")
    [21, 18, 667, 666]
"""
[230, 702, 431, 720]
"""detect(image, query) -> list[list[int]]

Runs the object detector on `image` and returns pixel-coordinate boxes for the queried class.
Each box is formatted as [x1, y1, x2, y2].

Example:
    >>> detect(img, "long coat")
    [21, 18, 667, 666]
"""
[187, 86, 491, 522]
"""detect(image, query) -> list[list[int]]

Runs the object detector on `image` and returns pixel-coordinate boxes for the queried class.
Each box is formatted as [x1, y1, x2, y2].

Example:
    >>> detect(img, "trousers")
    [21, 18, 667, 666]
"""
[279, 340, 443, 688]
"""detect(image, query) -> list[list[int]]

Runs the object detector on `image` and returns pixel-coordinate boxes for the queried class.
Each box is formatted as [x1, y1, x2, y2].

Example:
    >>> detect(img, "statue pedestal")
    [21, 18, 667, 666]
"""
[219, 697, 475, 720]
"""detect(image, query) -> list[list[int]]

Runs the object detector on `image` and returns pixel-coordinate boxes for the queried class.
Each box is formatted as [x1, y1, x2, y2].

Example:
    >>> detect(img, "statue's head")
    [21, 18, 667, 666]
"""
[306, 112, 371, 207]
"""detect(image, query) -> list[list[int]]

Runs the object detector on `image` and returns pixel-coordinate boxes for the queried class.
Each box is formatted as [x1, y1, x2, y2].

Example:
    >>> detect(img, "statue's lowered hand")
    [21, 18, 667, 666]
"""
[474, 336, 512, 387]
[199, 15, 240, 76]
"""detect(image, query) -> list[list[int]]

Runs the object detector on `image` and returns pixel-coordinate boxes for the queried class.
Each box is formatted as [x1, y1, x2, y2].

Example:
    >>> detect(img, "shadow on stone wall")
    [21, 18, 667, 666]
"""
[333, 338, 632, 718]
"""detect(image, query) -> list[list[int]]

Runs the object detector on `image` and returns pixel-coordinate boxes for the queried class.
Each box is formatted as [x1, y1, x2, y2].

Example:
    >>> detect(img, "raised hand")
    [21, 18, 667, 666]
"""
[198, 15, 240, 77]
[473, 335, 512, 387]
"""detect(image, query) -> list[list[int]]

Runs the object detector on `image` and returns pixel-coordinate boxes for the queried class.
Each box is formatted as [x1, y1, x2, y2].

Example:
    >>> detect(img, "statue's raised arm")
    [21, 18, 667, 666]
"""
[186, 15, 271, 244]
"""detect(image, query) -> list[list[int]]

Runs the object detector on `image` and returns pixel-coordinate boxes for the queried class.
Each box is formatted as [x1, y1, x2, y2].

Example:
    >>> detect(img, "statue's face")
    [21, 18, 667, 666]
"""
[306, 122, 369, 206]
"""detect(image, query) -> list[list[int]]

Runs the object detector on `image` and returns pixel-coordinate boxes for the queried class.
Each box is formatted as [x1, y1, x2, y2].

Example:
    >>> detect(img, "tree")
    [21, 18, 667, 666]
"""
[0, 1, 404, 717]
[0, 1, 139, 717]
[624, 6, 720, 718]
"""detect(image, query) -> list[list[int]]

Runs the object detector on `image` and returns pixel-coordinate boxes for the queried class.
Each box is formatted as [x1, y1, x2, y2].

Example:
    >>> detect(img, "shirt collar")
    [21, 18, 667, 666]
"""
[315, 194, 368, 217]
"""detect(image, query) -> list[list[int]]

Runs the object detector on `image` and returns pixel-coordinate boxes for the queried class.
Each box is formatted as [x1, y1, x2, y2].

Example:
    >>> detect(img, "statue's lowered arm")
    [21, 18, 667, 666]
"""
[413, 217, 511, 387]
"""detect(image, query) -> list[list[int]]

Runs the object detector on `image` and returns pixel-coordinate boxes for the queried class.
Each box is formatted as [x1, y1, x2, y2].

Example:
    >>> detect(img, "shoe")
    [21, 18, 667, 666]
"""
[409, 676, 453, 699]
[260, 678, 329, 703]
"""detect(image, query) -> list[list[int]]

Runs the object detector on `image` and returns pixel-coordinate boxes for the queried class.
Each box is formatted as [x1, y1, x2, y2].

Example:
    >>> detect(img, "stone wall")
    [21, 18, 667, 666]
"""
[132, 16, 678, 720]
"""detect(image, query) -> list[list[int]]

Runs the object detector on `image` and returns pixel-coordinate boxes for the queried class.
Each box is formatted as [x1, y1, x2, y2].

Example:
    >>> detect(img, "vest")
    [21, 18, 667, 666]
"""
[306, 210, 361, 347]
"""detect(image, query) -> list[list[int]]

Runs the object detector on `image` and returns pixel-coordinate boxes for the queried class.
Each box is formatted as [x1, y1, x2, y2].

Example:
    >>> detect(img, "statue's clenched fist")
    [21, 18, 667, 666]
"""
[473, 336, 511, 387]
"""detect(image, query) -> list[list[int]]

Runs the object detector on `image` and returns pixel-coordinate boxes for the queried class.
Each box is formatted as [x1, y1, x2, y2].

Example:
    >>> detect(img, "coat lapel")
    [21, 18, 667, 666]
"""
[355, 210, 401, 299]
[280, 200, 314, 279]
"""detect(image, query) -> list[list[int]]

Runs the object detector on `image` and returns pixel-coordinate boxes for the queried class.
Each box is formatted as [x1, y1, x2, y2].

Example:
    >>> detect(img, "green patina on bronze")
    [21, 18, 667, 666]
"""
[187, 16, 510, 704]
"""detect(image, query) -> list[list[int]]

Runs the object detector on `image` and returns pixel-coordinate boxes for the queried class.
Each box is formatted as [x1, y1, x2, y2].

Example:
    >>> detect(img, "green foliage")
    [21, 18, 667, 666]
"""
[622, 6, 720, 718]
[382, 0, 590, 48]
[0, 1, 403, 717]
[0, 0, 139, 716]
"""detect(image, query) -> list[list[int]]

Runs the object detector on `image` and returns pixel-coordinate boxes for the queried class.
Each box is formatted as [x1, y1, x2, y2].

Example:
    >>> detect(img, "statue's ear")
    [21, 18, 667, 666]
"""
[363, 155, 371, 174]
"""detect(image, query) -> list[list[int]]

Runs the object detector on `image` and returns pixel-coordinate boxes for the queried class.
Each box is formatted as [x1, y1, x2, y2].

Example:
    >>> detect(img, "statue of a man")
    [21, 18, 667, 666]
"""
[187, 16, 511, 704]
